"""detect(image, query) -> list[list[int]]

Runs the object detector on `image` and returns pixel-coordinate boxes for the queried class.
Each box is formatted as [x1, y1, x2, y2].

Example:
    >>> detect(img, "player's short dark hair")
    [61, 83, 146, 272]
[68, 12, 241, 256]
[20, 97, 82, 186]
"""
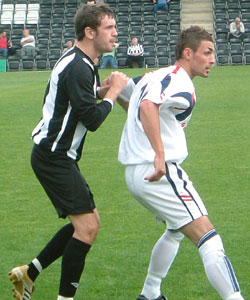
[0, 29, 5, 34]
[74, 3, 115, 41]
[175, 26, 214, 60]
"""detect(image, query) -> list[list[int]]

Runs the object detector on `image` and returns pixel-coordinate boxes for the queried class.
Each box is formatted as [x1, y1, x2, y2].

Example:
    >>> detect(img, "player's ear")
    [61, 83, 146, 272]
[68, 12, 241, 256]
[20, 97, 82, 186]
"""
[85, 27, 96, 40]
[183, 47, 193, 61]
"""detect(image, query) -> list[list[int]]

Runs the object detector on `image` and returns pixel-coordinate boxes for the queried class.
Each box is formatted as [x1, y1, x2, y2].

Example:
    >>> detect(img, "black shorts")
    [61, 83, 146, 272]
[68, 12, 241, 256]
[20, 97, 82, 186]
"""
[31, 145, 96, 218]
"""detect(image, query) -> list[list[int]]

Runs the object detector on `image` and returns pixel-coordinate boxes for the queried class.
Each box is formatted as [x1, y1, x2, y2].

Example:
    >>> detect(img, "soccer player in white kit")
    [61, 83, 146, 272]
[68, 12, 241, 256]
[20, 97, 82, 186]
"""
[118, 27, 245, 300]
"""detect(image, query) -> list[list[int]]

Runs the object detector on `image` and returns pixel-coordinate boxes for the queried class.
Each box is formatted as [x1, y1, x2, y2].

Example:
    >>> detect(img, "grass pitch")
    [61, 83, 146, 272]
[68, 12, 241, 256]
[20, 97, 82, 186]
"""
[0, 65, 250, 300]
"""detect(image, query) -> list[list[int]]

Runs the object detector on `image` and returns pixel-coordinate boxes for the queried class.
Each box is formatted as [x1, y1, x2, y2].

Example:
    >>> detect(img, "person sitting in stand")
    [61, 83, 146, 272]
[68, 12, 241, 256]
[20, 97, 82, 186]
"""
[0, 30, 8, 57]
[152, 0, 171, 13]
[100, 42, 119, 69]
[20, 28, 36, 57]
[126, 37, 144, 68]
[62, 40, 73, 55]
[229, 17, 246, 42]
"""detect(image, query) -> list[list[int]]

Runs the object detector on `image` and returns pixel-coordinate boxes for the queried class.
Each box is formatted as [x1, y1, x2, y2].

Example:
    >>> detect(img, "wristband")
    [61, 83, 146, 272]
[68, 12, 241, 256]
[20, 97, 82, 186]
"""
[103, 98, 114, 110]
[96, 87, 101, 99]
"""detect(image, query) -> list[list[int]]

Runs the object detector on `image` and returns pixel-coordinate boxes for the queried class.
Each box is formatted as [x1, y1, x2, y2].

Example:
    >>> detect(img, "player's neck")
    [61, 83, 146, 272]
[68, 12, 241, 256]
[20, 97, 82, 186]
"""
[77, 40, 99, 63]
[175, 60, 193, 80]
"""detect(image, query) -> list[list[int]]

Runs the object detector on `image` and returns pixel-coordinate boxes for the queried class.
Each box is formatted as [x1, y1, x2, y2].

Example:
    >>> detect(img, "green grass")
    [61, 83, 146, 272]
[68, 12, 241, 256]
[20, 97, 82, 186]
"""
[0, 66, 250, 299]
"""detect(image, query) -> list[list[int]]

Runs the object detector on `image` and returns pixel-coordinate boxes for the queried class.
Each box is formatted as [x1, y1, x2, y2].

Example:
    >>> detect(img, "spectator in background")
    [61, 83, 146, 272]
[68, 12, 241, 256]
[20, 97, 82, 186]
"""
[7, 40, 16, 56]
[62, 40, 73, 55]
[126, 37, 144, 68]
[152, 0, 171, 13]
[100, 42, 119, 69]
[20, 28, 36, 57]
[0, 30, 8, 57]
[229, 17, 246, 41]
[86, 0, 95, 4]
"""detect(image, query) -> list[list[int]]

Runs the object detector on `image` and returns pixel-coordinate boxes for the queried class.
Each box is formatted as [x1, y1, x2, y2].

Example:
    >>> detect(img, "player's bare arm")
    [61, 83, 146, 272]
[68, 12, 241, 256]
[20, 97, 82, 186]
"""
[103, 71, 129, 102]
[97, 76, 111, 99]
[117, 98, 129, 112]
[140, 100, 166, 182]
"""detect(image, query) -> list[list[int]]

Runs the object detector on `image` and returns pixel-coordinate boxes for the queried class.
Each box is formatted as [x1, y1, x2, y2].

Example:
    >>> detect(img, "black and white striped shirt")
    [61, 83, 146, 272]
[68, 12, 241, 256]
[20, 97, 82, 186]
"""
[32, 46, 112, 161]
[127, 43, 144, 56]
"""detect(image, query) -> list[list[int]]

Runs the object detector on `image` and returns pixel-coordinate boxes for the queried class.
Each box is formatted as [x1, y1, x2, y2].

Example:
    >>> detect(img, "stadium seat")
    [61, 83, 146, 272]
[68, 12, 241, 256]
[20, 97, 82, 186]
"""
[230, 43, 243, 55]
[117, 57, 127, 68]
[241, 3, 250, 10]
[245, 55, 250, 64]
[144, 45, 155, 54]
[54, 0, 65, 7]
[227, 3, 240, 10]
[8, 60, 20, 71]
[1, 11, 14, 24]
[217, 43, 230, 56]
[231, 54, 243, 65]
[39, 17, 51, 26]
[49, 59, 57, 69]
[66, 0, 78, 6]
[216, 32, 228, 40]
[243, 43, 250, 54]
[130, 6, 142, 14]
[38, 39, 49, 49]
[217, 55, 230, 65]
[144, 57, 156, 68]
[156, 39, 168, 46]
[22, 60, 34, 70]
[158, 57, 169, 67]
[157, 51, 169, 58]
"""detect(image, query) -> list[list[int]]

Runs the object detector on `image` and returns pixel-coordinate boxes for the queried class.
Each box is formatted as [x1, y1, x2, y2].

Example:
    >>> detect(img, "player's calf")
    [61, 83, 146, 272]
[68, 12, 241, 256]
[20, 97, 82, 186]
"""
[198, 230, 244, 300]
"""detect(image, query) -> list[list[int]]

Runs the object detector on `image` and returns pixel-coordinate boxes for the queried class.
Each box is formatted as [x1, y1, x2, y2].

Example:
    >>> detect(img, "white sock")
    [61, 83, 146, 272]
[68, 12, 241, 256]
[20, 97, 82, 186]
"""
[32, 258, 42, 273]
[198, 234, 244, 300]
[141, 230, 184, 299]
[226, 292, 245, 300]
[57, 296, 73, 300]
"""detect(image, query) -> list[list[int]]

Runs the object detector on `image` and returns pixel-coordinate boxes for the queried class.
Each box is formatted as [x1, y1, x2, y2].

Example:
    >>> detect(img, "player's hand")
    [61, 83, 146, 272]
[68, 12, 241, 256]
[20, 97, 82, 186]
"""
[98, 76, 111, 99]
[105, 71, 129, 101]
[109, 71, 129, 91]
[144, 155, 166, 182]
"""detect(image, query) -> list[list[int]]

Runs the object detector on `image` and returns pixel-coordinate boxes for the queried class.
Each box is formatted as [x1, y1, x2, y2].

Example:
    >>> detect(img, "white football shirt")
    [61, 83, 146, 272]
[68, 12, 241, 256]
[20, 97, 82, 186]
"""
[118, 65, 196, 165]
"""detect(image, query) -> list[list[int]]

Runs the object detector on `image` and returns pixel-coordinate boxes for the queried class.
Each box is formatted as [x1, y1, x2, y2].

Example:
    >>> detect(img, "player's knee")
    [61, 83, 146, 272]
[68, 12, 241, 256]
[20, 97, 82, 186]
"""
[197, 230, 225, 261]
[164, 229, 185, 243]
[74, 221, 99, 244]
[86, 221, 99, 238]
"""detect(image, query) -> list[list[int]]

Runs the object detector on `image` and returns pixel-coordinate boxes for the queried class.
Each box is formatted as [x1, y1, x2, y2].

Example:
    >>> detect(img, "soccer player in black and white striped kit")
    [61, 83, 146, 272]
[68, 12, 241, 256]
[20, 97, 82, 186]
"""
[9, 4, 128, 300]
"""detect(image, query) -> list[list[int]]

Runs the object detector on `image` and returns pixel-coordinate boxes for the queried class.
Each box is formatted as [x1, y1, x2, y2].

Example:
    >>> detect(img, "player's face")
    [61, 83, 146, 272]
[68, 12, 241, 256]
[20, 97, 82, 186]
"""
[94, 15, 117, 53]
[190, 40, 215, 78]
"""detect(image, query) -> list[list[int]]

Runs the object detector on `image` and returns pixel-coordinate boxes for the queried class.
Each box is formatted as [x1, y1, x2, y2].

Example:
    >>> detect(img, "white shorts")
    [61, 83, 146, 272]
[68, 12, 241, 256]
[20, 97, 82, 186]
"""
[125, 162, 208, 230]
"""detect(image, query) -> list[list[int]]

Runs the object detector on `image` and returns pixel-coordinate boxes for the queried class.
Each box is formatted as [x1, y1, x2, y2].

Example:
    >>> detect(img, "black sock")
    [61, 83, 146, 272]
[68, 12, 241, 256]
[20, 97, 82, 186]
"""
[59, 237, 91, 297]
[27, 223, 74, 282]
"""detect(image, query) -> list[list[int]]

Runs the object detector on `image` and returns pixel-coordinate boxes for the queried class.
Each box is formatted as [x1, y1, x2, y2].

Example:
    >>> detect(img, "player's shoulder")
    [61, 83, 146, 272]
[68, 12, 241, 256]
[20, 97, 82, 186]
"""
[61, 47, 94, 76]
[170, 66, 194, 91]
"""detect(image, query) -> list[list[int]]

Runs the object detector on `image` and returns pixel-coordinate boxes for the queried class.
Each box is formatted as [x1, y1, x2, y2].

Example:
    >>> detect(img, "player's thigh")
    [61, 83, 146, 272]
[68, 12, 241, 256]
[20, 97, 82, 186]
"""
[31, 145, 96, 218]
[125, 163, 208, 230]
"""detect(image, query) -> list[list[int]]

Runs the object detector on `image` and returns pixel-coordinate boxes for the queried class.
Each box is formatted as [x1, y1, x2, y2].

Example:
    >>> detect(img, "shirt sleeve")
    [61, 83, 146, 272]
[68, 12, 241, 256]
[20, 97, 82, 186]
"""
[142, 73, 193, 110]
[240, 23, 245, 32]
[67, 59, 112, 132]
[127, 45, 131, 55]
[230, 22, 235, 33]
[139, 44, 144, 56]
[118, 78, 136, 102]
